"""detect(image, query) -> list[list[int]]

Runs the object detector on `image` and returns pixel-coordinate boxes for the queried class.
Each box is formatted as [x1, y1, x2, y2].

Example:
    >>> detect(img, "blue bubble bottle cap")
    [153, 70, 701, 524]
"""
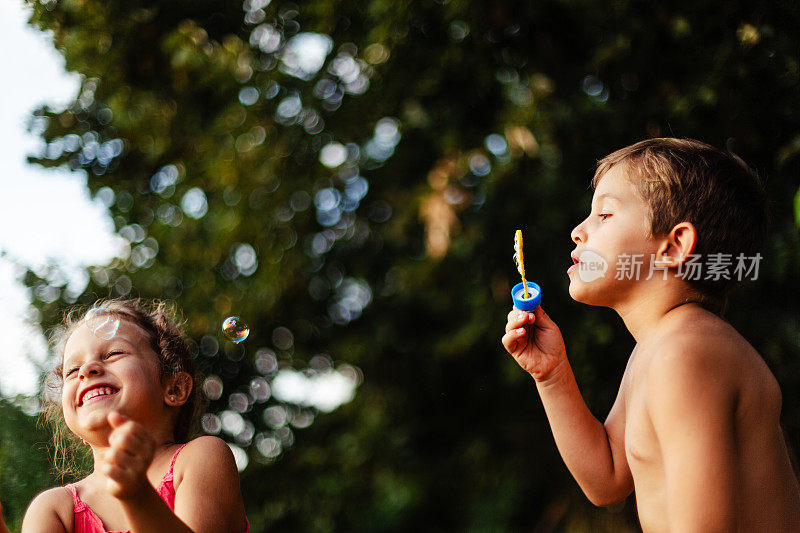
[511, 230, 541, 311]
[512, 281, 541, 311]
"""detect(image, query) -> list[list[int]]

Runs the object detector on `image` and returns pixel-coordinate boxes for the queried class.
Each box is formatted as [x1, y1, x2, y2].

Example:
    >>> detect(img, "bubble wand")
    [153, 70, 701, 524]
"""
[513, 230, 530, 299]
[511, 229, 542, 310]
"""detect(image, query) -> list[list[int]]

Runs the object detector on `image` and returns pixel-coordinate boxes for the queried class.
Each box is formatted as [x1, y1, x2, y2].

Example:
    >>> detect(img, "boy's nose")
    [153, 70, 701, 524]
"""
[571, 224, 586, 244]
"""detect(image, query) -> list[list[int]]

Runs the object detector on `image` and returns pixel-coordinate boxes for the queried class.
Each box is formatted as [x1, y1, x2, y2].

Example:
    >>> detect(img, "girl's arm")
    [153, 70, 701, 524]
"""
[171, 437, 248, 532]
[20, 489, 68, 533]
[103, 411, 246, 533]
[118, 437, 247, 533]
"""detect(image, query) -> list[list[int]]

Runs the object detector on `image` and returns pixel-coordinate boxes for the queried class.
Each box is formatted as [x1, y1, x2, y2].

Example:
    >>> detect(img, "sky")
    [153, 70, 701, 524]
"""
[0, 1, 122, 396]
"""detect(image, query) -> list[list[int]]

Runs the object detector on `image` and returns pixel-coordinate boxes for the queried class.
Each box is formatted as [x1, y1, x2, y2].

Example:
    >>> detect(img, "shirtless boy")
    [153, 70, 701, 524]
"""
[502, 138, 800, 532]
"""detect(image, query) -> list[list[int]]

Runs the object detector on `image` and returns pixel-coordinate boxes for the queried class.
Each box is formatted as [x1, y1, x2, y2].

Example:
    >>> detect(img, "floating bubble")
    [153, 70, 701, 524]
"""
[84, 307, 120, 340]
[222, 316, 250, 343]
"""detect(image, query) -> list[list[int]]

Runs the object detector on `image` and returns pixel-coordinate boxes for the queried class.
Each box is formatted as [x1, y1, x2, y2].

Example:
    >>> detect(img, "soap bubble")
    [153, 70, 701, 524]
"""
[84, 307, 120, 340]
[222, 316, 250, 343]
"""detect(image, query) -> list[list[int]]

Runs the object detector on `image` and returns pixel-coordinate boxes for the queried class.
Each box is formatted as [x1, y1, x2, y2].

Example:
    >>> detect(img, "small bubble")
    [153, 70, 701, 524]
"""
[222, 316, 250, 343]
[84, 307, 120, 340]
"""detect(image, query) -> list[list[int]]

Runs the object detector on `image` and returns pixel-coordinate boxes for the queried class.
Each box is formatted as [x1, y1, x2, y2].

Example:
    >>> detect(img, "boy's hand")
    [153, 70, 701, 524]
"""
[502, 305, 567, 382]
[98, 412, 156, 500]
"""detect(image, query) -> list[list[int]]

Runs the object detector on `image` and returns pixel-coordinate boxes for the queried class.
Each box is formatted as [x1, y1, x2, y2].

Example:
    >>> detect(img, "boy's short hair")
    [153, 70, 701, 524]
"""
[593, 138, 768, 312]
[43, 298, 204, 478]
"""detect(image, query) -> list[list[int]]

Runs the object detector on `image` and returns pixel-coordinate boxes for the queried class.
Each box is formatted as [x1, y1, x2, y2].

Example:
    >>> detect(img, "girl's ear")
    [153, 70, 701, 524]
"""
[165, 372, 193, 406]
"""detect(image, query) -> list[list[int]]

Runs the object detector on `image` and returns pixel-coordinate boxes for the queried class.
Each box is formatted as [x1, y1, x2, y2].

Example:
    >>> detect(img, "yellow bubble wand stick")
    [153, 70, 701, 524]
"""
[513, 229, 530, 299]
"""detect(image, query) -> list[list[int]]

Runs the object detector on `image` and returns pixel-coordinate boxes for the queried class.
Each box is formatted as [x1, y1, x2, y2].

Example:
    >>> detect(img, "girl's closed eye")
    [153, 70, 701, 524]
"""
[598, 213, 612, 220]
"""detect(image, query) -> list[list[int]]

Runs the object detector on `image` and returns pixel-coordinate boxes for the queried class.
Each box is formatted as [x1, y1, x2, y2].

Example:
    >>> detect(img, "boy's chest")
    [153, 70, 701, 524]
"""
[623, 357, 662, 471]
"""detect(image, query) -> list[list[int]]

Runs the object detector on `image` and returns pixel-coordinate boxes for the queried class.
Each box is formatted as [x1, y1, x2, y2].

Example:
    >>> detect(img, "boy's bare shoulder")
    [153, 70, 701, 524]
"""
[22, 486, 72, 532]
[642, 306, 778, 405]
[647, 306, 758, 365]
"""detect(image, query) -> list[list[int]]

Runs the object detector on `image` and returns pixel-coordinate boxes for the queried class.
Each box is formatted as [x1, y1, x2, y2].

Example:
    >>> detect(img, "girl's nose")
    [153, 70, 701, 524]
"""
[78, 361, 104, 380]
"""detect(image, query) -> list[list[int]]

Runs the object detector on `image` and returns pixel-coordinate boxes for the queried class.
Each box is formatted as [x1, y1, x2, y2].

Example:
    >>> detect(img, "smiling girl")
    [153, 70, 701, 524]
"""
[13, 299, 249, 533]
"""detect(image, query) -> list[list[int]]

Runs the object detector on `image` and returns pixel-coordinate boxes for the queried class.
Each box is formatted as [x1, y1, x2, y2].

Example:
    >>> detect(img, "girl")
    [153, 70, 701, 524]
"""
[12, 299, 250, 532]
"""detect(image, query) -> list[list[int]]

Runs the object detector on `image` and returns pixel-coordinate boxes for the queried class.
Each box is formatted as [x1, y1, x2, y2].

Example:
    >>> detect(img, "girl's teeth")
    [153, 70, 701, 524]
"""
[83, 387, 117, 403]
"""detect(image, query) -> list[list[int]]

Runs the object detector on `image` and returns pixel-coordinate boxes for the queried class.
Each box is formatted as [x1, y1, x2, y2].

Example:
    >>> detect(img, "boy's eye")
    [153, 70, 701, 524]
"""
[599, 213, 612, 220]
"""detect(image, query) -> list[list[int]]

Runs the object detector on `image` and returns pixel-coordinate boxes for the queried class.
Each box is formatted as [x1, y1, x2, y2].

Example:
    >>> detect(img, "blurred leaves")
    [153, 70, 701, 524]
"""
[5, 0, 800, 530]
[0, 398, 59, 532]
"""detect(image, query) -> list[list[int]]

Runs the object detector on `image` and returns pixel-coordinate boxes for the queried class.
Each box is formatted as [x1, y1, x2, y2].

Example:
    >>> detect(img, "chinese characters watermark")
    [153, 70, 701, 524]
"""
[575, 249, 762, 283]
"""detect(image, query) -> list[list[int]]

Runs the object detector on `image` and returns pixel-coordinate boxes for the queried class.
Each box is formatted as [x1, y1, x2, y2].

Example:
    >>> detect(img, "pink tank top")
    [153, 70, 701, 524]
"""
[65, 441, 250, 533]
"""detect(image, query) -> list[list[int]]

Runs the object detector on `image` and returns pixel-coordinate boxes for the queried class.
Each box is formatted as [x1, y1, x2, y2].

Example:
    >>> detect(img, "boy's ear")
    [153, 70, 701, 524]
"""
[656, 221, 697, 266]
[165, 372, 193, 407]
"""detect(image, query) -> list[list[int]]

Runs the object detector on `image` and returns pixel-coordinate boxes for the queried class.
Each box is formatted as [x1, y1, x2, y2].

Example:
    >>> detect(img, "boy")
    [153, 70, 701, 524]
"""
[502, 138, 800, 532]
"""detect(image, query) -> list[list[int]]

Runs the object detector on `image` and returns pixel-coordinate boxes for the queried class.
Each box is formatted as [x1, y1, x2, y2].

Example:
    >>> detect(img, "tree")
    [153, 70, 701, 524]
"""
[0, 398, 60, 532]
[13, 0, 800, 530]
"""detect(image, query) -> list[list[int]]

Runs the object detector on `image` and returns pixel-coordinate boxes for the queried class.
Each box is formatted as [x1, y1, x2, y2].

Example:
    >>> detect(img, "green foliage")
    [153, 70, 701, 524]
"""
[14, 0, 800, 530]
[0, 398, 60, 531]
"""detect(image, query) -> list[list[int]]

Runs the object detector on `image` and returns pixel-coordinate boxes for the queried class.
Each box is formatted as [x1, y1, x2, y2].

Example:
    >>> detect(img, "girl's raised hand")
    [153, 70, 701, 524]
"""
[99, 412, 156, 500]
[501, 305, 568, 382]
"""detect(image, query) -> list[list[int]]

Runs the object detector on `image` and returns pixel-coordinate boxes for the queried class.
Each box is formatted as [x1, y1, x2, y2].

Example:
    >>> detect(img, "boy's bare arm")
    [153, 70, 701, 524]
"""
[503, 307, 633, 505]
[648, 342, 738, 532]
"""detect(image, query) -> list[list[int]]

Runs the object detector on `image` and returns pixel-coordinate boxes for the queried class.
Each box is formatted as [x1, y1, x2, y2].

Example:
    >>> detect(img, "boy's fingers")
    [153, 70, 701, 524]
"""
[505, 310, 535, 332]
[533, 306, 557, 330]
[502, 328, 528, 353]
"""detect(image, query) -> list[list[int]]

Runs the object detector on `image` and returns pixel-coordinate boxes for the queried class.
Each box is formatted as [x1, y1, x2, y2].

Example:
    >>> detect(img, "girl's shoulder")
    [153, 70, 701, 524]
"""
[172, 435, 241, 491]
[171, 436, 249, 532]
[22, 486, 73, 532]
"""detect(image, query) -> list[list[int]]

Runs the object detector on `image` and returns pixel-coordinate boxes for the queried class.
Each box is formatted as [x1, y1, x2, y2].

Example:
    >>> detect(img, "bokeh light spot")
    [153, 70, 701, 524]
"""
[319, 142, 347, 168]
[203, 375, 224, 400]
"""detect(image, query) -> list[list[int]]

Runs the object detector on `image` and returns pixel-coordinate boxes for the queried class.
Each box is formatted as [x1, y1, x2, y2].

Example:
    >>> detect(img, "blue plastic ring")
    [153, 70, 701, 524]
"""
[511, 281, 541, 311]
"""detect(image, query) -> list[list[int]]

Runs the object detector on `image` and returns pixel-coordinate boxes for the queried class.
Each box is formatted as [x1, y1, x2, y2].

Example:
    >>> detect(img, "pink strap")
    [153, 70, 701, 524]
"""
[64, 483, 87, 512]
[161, 442, 190, 483]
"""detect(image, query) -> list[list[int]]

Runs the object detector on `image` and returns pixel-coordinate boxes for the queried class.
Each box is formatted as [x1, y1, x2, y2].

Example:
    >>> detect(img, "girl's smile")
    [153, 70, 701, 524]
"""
[78, 385, 120, 407]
